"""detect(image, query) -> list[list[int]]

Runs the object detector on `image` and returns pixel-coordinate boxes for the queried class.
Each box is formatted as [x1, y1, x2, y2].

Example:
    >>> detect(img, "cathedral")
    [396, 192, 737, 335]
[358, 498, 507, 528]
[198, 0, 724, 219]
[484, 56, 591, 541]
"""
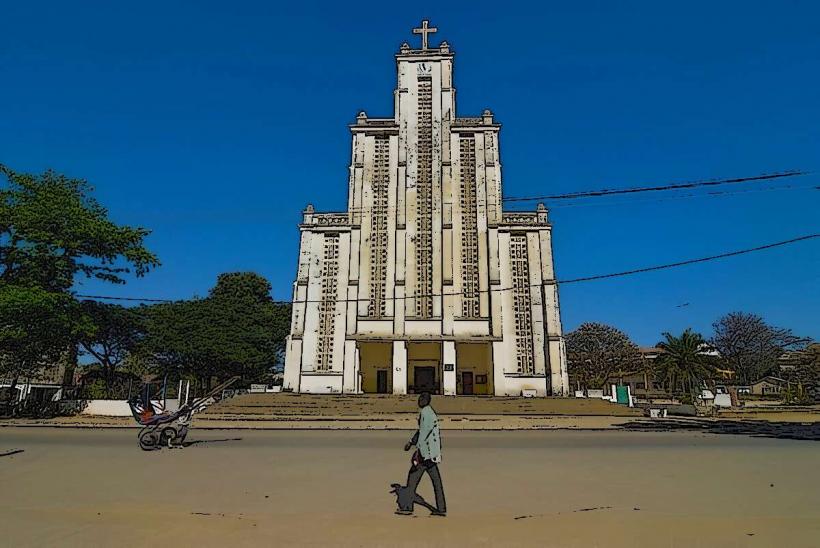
[283, 21, 569, 397]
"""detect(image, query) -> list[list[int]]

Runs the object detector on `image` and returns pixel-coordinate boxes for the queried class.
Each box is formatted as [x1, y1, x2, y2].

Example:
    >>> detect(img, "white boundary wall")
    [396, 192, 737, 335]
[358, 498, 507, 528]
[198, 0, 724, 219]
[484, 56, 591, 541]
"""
[80, 399, 179, 417]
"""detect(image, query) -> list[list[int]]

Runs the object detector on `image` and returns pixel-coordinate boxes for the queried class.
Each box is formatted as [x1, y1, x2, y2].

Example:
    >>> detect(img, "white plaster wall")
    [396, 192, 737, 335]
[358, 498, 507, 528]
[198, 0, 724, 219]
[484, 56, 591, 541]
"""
[81, 399, 178, 417]
[498, 376, 548, 397]
[299, 374, 344, 394]
[283, 336, 302, 391]
[442, 341, 457, 396]
[392, 341, 408, 394]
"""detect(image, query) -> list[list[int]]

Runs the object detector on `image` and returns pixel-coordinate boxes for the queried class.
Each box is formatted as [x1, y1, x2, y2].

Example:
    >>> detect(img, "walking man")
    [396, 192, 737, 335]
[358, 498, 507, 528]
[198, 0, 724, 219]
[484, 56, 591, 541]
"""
[393, 391, 447, 516]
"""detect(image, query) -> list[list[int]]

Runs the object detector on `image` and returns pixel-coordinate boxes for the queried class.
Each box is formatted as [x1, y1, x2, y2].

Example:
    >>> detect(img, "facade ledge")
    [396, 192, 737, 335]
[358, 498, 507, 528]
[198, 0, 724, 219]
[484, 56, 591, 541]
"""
[455, 317, 490, 321]
[300, 211, 351, 229]
[395, 51, 455, 61]
[356, 316, 393, 321]
[500, 212, 549, 226]
[349, 334, 503, 342]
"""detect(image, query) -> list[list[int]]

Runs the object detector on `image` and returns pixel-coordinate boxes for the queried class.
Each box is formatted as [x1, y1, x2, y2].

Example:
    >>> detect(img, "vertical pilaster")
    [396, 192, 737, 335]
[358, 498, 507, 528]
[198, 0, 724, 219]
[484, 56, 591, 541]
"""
[392, 340, 408, 394]
[443, 341, 457, 395]
[283, 336, 302, 392]
[342, 339, 359, 393]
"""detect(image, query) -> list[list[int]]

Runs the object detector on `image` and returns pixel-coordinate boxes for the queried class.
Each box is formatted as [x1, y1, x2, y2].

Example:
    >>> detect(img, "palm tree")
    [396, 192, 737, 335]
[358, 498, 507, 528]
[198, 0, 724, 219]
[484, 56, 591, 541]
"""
[638, 353, 657, 393]
[657, 329, 714, 403]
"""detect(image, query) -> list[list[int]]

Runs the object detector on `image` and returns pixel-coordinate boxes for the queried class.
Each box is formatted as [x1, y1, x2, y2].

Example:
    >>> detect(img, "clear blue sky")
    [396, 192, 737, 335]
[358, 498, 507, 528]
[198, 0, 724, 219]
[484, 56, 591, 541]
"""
[2, 1, 818, 345]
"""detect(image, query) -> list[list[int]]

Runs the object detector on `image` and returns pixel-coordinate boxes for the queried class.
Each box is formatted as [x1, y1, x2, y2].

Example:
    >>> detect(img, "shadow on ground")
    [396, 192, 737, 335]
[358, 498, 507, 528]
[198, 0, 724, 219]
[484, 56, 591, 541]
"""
[621, 419, 820, 441]
[183, 438, 243, 448]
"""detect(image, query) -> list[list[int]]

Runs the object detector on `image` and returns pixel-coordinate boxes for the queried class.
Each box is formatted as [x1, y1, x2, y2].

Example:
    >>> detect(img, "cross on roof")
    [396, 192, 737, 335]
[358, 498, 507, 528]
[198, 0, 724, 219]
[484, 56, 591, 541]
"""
[412, 19, 438, 50]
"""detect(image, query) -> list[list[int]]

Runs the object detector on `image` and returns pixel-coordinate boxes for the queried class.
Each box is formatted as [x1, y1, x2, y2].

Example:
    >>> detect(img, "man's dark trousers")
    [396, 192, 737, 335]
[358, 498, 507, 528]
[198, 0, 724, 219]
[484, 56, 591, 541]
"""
[402, 459, 446, 513]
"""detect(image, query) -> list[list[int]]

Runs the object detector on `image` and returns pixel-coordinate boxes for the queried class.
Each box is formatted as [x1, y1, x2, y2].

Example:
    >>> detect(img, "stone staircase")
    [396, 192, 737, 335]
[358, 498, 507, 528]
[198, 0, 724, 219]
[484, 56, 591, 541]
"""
[201, 393, 641, 419]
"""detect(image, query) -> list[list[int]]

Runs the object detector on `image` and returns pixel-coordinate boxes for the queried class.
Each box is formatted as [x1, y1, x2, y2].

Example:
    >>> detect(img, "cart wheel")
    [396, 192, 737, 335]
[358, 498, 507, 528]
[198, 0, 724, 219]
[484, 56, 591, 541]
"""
[176, 426, 189, 446]
[161, 427, 178, 448]
[139, 430, 159, 451]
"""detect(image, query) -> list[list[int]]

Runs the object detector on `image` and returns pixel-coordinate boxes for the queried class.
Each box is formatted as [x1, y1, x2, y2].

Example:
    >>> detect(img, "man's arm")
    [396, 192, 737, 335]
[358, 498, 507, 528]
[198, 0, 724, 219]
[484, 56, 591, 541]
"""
[404, 430, 419, 451]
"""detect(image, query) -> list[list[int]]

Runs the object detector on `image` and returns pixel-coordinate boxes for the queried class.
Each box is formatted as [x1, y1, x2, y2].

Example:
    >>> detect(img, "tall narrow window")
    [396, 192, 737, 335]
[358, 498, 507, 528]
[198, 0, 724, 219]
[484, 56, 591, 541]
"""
[316, 234, 340, 370]
[510, 235, 534, 374]
[459, 135, 480, 318]
[368, 135, 390, 318]
[414, 76, 434, 318]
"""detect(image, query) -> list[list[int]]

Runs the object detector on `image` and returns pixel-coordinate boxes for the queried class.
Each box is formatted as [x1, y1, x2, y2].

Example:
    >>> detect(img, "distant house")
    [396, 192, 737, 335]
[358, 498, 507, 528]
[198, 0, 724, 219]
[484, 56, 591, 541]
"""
[0, 361, 70, 404]
[600, 348, 666, 396]
[750, 376, 790, 396]
[777, 349, 810, 372]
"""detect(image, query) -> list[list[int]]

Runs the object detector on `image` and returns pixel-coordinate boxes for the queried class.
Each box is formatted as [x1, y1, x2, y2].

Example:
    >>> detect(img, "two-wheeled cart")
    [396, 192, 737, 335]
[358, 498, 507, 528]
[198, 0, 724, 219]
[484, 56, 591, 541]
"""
[128, 376, 239, 451]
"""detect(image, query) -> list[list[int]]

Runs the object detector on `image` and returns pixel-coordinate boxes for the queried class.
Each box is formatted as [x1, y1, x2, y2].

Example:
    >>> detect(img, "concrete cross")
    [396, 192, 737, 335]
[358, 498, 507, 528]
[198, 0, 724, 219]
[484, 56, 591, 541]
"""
[412, 20, 438, 50]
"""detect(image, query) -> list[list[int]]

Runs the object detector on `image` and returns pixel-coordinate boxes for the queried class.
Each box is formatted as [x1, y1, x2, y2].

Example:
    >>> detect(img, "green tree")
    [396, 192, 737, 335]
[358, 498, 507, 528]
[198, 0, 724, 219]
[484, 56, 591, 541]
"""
[140, 272, 291, 388]
[657, 329, 714, 402]
[566, 322, 641, 390]
[637, 353, 658, 393]
[711, 312, 808, 384]
[77, 301, 145, 397]
[779, 343, 819, 404]
[1, 165, 159, 291]
[0, 284, 79, 396]
[0, 164, 159, 393]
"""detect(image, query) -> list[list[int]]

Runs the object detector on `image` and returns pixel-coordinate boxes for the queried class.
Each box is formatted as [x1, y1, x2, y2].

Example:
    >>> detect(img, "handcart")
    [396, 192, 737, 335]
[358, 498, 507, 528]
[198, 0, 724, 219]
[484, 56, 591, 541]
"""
[128, 376, 239, 451]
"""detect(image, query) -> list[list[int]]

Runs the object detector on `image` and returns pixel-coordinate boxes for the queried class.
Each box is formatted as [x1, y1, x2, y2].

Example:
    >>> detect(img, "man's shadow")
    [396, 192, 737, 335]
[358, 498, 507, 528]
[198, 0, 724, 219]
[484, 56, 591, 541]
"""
[390, 483, 437, 513]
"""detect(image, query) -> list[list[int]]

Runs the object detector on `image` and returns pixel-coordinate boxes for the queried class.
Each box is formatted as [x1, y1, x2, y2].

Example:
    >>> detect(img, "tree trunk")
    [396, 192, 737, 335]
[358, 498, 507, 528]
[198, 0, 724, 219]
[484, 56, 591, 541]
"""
[104, 362, 114, 399]
[6, 375, 19, 404]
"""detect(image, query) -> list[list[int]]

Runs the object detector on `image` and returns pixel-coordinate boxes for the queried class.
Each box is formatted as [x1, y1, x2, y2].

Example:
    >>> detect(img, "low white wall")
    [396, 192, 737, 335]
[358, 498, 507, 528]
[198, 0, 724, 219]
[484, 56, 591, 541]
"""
[497, 376, 548, 397]
[299, 374, 343, 394]
[81, 399, 179, 417]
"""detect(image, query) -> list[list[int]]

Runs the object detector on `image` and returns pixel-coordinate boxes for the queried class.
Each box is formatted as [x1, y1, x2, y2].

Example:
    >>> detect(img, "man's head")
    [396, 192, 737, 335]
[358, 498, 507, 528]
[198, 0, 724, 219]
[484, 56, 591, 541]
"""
[417, 392, 431, 408]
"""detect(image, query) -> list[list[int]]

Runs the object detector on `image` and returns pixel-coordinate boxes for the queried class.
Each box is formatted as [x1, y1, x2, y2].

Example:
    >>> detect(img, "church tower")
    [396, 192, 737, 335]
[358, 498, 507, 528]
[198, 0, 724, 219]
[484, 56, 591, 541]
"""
[284, 21, 569, 397]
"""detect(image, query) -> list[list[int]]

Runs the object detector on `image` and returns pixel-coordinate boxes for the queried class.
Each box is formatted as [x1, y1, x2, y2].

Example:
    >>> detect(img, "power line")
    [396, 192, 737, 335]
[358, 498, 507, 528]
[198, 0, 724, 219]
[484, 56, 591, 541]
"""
[76, 233, 819, 305]
[502, 170, 809, 203]
[118, 183, 816, 224]
[558, 234, 818, 285]
[333, 170, 812, 216]
[541, 183, 817, 210]
[108, 171, 813, 222]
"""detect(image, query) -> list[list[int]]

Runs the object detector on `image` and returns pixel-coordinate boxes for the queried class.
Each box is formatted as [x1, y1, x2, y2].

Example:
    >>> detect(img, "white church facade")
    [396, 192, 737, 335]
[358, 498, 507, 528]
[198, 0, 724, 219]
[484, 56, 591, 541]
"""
[283, 21, 569, 397]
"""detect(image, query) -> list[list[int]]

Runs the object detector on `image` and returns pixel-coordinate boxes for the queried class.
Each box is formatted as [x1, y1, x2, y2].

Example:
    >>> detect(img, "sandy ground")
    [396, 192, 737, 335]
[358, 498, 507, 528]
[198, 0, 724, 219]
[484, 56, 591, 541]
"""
[1, 429, 819, 547]
[1, 414, 636, 430]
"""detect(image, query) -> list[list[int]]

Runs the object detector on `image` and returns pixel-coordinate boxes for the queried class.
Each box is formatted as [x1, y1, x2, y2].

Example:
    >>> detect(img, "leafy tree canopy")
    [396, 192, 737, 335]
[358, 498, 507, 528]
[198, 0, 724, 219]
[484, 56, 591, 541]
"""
[566, 322, 641, 389]
[711, 312, 808, 383]
[140, 272, 291, 385]
[0, 164, 159, 291]
[0, 284, 80, 383]
[656, 328, 715, 400]
[77, 301, 145, 397]
[0, 164, 159, 390]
